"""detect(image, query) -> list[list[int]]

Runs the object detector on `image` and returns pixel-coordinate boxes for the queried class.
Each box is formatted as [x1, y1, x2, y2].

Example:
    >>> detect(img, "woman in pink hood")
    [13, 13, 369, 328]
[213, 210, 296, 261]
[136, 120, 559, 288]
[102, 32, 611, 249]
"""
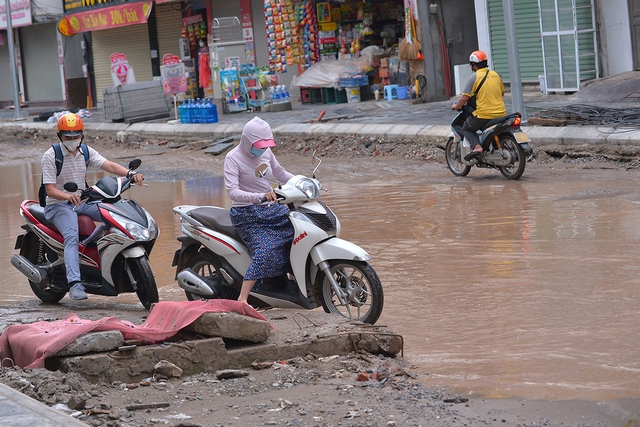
[224, 117, 294, 304]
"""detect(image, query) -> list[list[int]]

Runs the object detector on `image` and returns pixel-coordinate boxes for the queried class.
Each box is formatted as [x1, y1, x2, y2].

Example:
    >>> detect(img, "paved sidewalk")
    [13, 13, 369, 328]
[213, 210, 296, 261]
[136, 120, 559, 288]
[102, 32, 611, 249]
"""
[2, 71, 640, 146]
[0, 383, 89, 427]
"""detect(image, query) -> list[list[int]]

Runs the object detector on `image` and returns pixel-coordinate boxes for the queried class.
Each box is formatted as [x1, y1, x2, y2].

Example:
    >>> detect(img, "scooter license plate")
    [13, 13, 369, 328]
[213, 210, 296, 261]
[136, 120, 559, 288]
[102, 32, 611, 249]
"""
[514, 132, 531, 143]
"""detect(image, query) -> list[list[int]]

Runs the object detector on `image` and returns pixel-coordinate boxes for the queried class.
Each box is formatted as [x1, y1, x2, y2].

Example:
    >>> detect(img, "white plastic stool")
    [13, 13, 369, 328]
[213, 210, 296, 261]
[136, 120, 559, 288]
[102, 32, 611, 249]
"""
[383, 85, 399, 101]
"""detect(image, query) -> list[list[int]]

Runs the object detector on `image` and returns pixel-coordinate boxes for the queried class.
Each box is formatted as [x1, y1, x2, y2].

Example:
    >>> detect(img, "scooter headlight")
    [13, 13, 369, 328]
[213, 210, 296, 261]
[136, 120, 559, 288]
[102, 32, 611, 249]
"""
[110, 211, 158, 241]
[295, 178, 321, 199]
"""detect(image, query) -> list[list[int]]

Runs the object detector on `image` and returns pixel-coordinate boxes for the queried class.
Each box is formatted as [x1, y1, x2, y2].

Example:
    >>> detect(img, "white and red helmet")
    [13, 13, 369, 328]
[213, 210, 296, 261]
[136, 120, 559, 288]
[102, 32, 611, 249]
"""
[469, 50, 488, 65]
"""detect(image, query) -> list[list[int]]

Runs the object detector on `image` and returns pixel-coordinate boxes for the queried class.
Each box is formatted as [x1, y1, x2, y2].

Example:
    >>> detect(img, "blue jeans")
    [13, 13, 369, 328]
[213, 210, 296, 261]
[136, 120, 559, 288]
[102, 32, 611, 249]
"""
[44, 203, 101, 284]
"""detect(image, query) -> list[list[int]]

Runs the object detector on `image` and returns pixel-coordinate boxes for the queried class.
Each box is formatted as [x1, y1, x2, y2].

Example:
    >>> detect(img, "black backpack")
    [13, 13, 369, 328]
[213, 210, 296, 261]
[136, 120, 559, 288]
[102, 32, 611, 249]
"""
[38, 143, 90, 207]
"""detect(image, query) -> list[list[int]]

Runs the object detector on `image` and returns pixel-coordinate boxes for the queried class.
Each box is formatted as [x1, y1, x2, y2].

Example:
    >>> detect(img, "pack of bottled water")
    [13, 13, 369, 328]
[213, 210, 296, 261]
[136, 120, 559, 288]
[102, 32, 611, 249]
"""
[178, 98, 218, 124]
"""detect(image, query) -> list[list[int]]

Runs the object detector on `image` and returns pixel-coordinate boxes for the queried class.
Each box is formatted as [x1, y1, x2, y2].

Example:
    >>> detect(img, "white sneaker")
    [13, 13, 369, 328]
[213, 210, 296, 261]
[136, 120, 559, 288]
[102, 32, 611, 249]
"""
[69, 283, 88, 300]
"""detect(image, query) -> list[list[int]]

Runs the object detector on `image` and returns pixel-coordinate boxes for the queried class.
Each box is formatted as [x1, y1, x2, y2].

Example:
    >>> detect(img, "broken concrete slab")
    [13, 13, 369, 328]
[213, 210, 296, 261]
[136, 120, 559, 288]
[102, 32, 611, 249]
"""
[185, 311, 270, 343]
[204, 141, 234, 155]
[48, 309, 404, 384]
[54, 331, 124, 357]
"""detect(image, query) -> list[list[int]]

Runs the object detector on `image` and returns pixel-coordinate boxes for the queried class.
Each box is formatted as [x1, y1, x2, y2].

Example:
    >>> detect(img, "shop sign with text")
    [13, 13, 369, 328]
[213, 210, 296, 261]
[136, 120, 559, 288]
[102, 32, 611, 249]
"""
[64, 0, 146, 13]
[58, 1, 152, 36]
[0, 0, 32, 30]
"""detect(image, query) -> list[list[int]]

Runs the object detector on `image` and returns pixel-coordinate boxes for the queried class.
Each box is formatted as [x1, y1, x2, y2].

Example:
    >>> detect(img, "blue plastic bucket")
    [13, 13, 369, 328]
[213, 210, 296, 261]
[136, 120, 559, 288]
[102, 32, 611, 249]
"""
[397, 86, 409, 100]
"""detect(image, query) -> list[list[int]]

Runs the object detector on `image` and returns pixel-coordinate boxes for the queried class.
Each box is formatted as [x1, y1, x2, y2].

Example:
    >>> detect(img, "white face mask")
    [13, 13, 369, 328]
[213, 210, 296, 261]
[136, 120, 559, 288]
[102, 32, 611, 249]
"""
[62, 138, 82, 151]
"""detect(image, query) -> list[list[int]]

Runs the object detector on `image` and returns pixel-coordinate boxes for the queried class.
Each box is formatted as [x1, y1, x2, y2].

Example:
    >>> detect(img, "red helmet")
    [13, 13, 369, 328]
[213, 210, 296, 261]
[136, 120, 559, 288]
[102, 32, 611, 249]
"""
[56, 113, 84, 138]
[469, 50, 488, 64]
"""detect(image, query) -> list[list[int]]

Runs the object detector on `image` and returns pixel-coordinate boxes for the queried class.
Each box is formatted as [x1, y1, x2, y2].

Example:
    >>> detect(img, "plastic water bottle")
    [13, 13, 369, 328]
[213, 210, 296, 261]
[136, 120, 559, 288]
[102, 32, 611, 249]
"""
[205, 99, 219, 123]
[194, 98, 202, 123]
[179, 100, 187, 123]
[186, 99, 195, 123]
[275, 86, 283, 104]
[281, 85, 290, 103]
[269, 86, 276, 104]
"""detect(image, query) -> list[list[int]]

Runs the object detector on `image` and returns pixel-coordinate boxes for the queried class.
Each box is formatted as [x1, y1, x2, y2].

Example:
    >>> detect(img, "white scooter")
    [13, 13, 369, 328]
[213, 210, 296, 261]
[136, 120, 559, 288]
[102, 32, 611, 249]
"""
[171, 154, 384, 324]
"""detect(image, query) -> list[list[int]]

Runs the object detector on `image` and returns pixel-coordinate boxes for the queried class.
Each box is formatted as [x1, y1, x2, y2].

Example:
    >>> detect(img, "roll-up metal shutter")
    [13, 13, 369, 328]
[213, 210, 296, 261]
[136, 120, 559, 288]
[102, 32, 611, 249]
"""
[91, 24, 152, 104]
[487, 0, 544, 83]
[155, 2, 184, 61]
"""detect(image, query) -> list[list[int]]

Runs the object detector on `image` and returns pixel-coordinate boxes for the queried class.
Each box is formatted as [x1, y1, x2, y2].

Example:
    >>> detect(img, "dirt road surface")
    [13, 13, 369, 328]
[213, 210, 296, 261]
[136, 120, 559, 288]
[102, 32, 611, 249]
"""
[1, 128, 640, 426]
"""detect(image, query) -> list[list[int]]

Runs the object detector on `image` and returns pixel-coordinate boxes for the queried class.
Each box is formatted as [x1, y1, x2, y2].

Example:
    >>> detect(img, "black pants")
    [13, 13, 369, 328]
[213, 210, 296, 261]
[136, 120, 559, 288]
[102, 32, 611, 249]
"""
[462, 115, 491, 150]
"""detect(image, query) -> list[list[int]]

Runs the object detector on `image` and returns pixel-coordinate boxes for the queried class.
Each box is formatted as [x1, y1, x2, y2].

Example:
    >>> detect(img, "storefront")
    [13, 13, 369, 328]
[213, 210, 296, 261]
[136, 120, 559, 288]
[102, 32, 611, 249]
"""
[1, 0, 66, 106]
[59, 0, 211, 105]
[264, 0, 408, 78]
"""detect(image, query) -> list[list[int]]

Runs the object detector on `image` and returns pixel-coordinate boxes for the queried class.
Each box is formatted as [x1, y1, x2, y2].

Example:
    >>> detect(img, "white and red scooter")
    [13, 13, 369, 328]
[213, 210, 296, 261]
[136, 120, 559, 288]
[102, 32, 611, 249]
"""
[11, 159, 159, 309]
[172, 154, 384, 324]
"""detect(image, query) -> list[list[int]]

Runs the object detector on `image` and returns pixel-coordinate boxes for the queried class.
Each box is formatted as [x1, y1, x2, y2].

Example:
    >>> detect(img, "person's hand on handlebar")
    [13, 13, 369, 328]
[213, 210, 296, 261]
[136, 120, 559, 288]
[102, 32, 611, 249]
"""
[127, 171, 145, 186]
[263, 189, 278, 203]
[67, 193, 82, 206]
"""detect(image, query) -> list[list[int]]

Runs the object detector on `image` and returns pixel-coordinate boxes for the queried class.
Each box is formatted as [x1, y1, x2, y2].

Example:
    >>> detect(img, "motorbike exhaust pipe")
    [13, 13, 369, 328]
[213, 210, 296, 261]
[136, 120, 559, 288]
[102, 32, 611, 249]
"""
[11, 254, 47, 285]
[176, 268, 215, 296]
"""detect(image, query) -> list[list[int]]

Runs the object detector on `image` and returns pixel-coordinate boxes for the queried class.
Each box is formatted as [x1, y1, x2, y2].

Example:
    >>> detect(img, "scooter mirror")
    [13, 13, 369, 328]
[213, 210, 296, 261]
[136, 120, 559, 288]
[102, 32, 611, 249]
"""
[128, 159, 142, 170]
[255, 163, 268, 178]
[63, 182, 79, 192]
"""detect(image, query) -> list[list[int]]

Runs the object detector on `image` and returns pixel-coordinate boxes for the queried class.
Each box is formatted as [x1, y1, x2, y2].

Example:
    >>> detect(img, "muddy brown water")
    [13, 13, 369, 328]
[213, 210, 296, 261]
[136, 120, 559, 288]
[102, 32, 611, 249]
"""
[2, 158, 640, 403]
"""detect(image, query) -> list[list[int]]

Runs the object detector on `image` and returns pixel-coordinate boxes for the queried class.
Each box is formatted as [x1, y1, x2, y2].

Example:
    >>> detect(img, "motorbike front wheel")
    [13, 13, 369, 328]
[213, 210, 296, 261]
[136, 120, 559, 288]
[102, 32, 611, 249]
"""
[318, 260, 384, 325]
[127, 257, 159, 310]
[445, 137, 471, 177]
[498, 135, 526, 180]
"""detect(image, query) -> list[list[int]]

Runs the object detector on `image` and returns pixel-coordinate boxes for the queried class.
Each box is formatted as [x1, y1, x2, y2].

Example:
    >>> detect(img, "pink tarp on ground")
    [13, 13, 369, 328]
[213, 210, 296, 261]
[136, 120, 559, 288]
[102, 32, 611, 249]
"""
[0, 300, 270, 369]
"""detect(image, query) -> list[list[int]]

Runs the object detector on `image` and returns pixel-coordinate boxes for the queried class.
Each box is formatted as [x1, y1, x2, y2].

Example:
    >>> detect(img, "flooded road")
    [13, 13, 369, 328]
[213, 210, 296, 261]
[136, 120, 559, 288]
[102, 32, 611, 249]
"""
[2, 158, 640, 402]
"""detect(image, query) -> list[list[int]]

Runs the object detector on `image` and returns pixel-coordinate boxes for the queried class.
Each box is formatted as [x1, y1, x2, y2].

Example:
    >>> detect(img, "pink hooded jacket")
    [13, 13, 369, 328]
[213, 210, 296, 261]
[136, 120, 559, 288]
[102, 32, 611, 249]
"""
[224, 117, 294, 207]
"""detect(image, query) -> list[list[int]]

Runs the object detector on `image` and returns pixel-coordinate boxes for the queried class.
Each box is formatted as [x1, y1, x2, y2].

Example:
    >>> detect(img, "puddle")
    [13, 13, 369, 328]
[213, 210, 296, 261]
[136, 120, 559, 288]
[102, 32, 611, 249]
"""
[2, 161, 640, 401]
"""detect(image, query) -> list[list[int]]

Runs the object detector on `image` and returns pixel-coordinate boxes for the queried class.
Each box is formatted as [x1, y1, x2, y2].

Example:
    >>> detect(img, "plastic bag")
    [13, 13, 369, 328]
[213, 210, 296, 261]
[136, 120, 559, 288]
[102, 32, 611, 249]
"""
[292, 54, 373, 88]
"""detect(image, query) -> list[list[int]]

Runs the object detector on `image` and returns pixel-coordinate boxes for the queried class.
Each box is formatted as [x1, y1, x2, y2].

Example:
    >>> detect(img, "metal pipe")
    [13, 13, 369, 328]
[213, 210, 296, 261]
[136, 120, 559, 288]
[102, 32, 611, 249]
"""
[4, 0, 22, 120]
[502, 0, 527, 122]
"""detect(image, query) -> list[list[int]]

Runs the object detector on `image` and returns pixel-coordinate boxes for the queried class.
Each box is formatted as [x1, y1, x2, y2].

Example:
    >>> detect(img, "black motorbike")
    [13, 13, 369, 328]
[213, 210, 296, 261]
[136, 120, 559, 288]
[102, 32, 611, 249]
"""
[445, 105, 533, 180]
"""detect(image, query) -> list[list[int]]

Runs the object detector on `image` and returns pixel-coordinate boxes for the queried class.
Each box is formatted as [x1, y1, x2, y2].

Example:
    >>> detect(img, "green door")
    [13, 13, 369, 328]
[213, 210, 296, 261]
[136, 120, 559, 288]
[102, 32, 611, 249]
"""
[487, 0, 544, 83]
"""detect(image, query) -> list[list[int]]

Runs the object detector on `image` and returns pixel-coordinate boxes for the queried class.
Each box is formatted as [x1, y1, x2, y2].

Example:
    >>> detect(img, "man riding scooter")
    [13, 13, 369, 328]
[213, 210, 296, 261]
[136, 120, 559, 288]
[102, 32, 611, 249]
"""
[451, 50, 507, 161]
[41, 113, 145, 300]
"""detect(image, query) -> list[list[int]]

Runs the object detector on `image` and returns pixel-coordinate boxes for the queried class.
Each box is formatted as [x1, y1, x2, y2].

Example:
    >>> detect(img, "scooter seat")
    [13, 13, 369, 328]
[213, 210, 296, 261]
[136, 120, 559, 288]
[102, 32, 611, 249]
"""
[27, 204, 52, 228]
[483, 113, 521, 129]
[28, 203, 96, 238]
[189, 207, 242, 242]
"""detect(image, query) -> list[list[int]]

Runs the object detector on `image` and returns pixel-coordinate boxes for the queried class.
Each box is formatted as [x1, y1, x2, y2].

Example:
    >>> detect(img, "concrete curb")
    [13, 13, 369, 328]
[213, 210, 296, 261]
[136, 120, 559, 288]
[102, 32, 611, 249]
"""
[0, 382, 90, 426]
[2, 121, 640, 147]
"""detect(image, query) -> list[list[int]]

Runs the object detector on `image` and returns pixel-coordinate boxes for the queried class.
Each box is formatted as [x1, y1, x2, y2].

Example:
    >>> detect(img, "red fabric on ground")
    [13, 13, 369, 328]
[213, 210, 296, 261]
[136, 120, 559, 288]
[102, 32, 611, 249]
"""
[0, 300, 269, 369]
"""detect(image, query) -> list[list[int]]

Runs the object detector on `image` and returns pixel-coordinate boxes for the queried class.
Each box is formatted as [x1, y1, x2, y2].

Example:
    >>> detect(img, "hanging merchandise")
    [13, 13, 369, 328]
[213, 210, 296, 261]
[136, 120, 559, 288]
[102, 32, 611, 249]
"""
[295, 0, 320, 71]
[264, 0, 300, 74]
[198, 40, 212, 90]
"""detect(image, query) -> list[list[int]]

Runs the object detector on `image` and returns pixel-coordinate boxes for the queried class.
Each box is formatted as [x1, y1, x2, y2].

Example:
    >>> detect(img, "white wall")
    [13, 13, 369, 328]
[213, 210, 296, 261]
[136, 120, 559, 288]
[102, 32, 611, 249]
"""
[596, 0, 633, 76]
[473, 0, 492, 69]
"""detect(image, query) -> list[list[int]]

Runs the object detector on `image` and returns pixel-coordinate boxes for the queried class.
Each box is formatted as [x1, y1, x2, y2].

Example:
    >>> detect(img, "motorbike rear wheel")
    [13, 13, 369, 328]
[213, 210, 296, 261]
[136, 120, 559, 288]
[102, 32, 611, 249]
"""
[128, 257, 159, 310]
[498, 135, 526, 180]
[318, 260, 384, 325]
[183, 253, 239, 301]
[25, 237, 65, 303]
[445, 137, 471, 177]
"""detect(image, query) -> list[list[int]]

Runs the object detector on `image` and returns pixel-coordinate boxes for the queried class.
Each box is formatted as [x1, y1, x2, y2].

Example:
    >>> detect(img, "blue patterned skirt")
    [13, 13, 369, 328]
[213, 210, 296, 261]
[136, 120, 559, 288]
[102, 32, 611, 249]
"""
[230, 204, 293, 281]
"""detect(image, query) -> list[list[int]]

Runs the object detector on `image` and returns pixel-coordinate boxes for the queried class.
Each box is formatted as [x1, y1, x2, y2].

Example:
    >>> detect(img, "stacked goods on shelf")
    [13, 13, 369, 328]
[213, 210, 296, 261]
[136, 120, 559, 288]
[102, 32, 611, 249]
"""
[374, 57, 391, 87]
